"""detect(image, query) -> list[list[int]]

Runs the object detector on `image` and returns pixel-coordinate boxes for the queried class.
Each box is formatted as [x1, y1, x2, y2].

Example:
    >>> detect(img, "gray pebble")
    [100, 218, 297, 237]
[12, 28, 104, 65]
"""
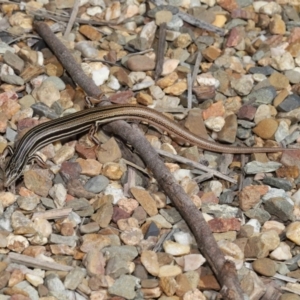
[6, 127, 17, 142]
[285, 70, 300, 84]
[44, 76, 66, 91]
[31, 102, 59, 119]
[84, 175, 109, 193]
[277, 94, 300, 112]
[248, 66, 275, 76]
[1, 74, 24, 85]
[243, 86, 277, 105]
[262, 177, 293, 191]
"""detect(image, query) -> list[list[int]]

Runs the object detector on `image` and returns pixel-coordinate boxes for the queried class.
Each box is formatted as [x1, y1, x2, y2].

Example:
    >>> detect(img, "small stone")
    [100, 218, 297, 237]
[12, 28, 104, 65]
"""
[161, 59, 180, 76]
[7, 234, 29, 253]
[3, 50, 24, 74]
[257, 2, 282, 14]
[252, 258, 277, 276]
[157, 72, 178, 89]
[199, 274, 220, 291]
[202, 46, 221, 62]
[84, 175, 109, 194]
[34, 80, 60, 107]
[79, 25, 102, 41]
[175, 271, 199, 297]
[80, 234, 111, 253]
[208, 218, 241, 233]
[53, 143, 75, 165]
[96, 137, 122, 164]
[127, 55, 155, 72]
[163, 240, 190, 256]
[277, 94, 300, 113]
[1, 74, 24, 85]
[269, 72, 290, 90]
[108, 275, 138, 299]
[64, 267, 86, 290]
[264, 197, 293, 222]
[163, 81, 187, 96]
[155, 10, 173, 26]
[76, 158, 102, 176]
[286, 222, 300, 245]
[136, 92, 153, 105]
[217, 114, 237, 144]
[269, 14, 286, 35]
[231, 75, 254, 96]
[244, 230, 280, 258]
[173, 33, 192, 48]
[120, 227, 143, 246]
[252, 118, 278, 139]
[270, 242, 292, 260]
[158, 265, 182, 278]
[23, 169, 52, 197]
[130, 187, 158, 217]
[273, 52, 295, 71]
[92, 200, 113, 228]
[175, 254, 206, 272]
[0, 192, 17, 208]
[83, 249, 106, 277]
[141, 250, 159, 276]
[285, 69, 300, 84]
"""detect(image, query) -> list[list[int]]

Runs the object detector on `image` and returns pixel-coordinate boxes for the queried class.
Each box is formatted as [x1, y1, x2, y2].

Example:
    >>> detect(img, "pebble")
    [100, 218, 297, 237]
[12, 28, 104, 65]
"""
[163, 240, 190, 256]
[286, 222, 300, 245]
[252, 258, 277, 277]
[84, 175, 109, 193]
[127, 55, 155, 72]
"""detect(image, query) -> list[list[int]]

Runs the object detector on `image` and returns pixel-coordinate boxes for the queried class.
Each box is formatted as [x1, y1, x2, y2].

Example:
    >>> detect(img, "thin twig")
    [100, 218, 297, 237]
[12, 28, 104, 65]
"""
[156, 149, 237, 184]
[187, 73, 192, 110]
[192, 51, 202, 85]
[34, 21, 102, 98]
[122, 158, 149, 175]
[155, 22, 166, 81]
[9, 253, 73, 271]
[64, 0, 80, 38]
[82, 58, 120, 66]
[178, 11, 226, 36]
[127, 48, 154, 57]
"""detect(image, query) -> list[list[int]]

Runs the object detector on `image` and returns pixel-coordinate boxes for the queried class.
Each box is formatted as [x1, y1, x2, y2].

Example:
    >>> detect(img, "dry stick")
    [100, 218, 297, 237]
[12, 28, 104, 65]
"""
[155, 22, 166, 81]
[187, 72, 192, 109]
[34, 21, 102, 99]
[156, 149, 237, 184]
[178, 11, 226, 36]
[105, 121, 244, 300]
[192, 51, 202, 84]
[34, 21, 244, 299]
[64, 0, 80, 38]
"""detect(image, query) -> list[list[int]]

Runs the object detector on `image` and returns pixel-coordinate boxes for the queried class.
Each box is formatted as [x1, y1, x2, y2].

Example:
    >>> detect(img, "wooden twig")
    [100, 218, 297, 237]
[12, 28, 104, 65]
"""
[178, 11, 226, 36]
[30, 9, 119, 27]
[34, 21, 102, 99]
[8, 253, 73, 271]
[187, 73, 192, 109]
[105, 121, 244, 300]
[156, 149, 237, 184]
[34, 21, 244, 299]
[32, 208, 72, 220]
[64, 0, 80, 38]
[192, 51, 202, 84]
[155, 22, 166, 81]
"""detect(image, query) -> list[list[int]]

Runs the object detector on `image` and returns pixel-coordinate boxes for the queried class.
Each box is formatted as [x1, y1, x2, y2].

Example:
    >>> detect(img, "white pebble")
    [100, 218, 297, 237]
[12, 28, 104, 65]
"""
[246, 219, 261, 233]
[204, 116, 225, 132]
[174, 231, 193, 245]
